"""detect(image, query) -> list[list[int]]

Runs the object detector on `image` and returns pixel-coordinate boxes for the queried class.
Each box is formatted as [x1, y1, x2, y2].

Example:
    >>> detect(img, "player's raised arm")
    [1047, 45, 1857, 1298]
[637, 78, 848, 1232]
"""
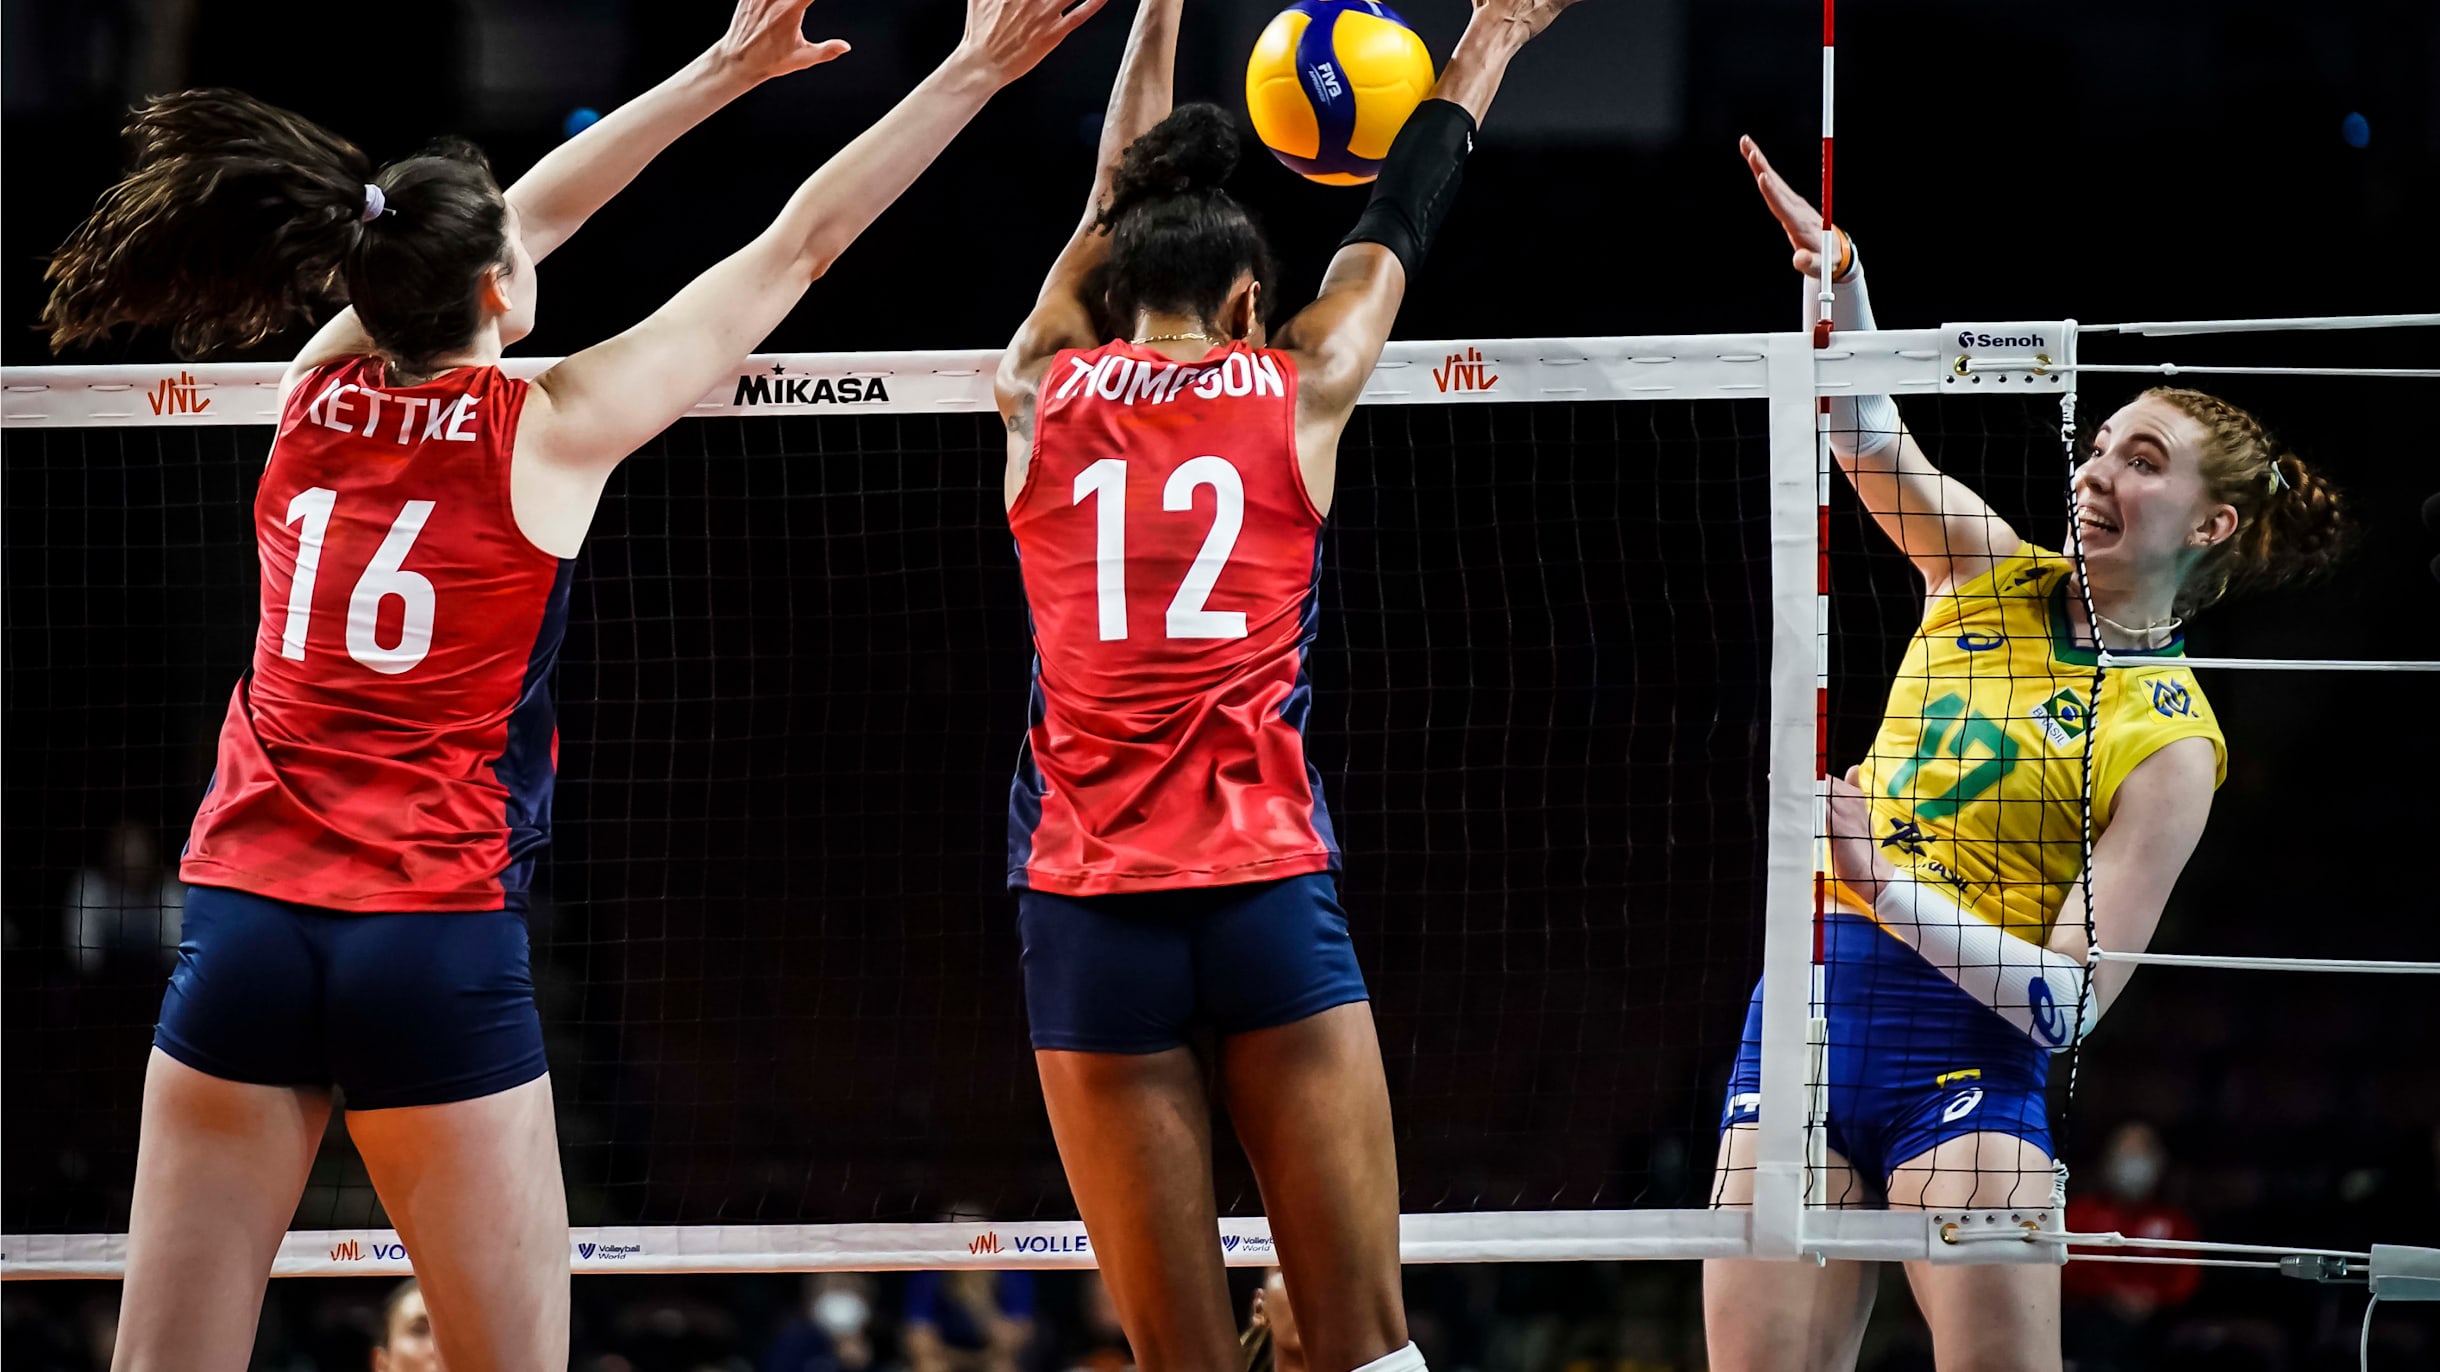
[516, 0, 1108, 544]
[282, 0, 856, 401]
[997, 0, 1185, 431]
[1740, 135, 2019, 597]
[1275, 0, 1587, 453]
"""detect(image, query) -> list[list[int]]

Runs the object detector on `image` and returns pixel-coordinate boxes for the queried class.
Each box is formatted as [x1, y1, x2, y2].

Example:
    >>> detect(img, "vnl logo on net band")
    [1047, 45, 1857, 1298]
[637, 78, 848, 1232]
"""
[327, 1238, 409, 1262]
[968, 1228, 1091, 1256]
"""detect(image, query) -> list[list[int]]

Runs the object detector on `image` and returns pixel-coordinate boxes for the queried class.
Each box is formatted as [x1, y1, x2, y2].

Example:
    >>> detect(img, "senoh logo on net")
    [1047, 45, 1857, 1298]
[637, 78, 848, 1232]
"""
[1955, 330, 2048, 350]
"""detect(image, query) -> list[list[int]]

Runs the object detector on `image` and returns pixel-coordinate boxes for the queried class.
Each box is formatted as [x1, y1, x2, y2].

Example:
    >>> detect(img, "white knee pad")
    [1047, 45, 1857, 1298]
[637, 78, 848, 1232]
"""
[1350, 1342, 1427, 1372]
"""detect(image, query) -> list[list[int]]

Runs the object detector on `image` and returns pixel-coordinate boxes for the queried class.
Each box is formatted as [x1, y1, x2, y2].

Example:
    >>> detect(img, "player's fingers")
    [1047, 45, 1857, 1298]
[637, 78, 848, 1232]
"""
[1055, 0, 1114, 37]
[798, 37, 852, 66]
[1843, 764, 1863, 788]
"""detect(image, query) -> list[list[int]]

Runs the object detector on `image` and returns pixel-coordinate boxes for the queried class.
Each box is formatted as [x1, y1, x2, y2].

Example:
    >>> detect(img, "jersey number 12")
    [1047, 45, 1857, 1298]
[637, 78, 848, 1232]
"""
[280, 487, 438, 675]
[1072, 456, 1249, 641]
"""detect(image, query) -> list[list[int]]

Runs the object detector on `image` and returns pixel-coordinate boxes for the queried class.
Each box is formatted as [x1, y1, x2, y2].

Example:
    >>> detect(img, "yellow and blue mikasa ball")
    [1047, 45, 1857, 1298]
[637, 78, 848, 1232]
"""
[1246, 0, 1436, 185]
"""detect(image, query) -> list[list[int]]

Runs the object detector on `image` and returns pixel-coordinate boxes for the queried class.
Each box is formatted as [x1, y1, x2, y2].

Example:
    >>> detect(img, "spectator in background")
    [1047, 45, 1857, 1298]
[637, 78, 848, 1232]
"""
[905, 1271, 1034, 1372]
[1242, 1270, 1303, 1372]
[372, 1278, 441, 1372]
[1062, 1273, 1131, 1372]
[61, 819, 183, 975]
[764, 1274, 879, 1372]
[2063, 1121, 2200, 1370]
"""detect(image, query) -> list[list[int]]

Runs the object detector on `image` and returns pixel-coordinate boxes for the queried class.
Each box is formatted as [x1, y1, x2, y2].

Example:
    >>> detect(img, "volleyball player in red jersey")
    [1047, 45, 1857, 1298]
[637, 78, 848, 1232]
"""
[42, 0, 1106, 1366]
[992, 2, 1586, 1369]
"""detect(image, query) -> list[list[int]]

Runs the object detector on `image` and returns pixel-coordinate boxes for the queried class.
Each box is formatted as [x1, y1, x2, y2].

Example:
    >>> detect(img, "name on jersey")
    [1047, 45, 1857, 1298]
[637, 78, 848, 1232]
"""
[1054, 350, 1286, 408]
[731, 365, 891, 407]
[306, 378, 482, 444]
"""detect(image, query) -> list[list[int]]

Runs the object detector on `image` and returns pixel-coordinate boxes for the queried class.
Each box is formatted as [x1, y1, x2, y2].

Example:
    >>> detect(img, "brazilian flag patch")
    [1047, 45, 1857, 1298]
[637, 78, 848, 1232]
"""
[2030, 687, 2087, 747]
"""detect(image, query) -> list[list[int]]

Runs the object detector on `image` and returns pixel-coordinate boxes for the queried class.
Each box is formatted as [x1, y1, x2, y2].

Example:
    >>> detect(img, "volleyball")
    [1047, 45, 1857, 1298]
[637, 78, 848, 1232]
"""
[1245, 0, 1436, 185]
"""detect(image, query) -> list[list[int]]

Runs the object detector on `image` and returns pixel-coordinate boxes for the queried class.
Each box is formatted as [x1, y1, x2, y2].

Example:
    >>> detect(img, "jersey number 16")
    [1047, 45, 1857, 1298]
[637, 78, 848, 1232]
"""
[279, 487, 437, 676]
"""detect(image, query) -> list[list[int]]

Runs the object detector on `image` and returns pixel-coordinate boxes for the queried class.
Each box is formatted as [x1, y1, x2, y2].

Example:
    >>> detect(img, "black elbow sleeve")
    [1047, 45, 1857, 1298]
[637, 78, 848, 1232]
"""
[1339, 99, 1477, 280]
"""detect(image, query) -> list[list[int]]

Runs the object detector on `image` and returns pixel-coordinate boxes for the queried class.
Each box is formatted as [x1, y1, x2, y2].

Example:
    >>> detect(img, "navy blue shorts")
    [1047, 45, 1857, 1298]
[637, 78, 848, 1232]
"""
[1018, 872, 1369, 1053]
[154, 885, 548, 1111]
[1722, 913, 2052, 1187]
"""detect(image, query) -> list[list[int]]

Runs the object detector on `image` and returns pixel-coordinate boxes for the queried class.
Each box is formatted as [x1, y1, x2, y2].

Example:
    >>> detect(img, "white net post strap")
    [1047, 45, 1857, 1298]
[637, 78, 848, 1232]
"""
[1755, 333, 1826, 1250]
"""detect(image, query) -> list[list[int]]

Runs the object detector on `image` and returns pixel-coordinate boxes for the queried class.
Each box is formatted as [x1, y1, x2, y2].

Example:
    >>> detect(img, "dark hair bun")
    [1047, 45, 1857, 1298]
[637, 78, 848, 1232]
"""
[1106, 104, 1240, 218]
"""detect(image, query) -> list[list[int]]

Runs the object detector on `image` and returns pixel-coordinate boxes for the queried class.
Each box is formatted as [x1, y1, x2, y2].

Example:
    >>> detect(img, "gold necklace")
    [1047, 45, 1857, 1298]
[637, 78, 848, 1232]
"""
[1135, 331, 1222, 347]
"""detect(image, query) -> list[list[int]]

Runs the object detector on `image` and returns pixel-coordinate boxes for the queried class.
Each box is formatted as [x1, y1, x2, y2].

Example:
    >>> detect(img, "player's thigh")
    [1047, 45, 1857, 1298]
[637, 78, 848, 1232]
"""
[1886, 1132, 2059, 1372]
[1901, 1257, 2060, 1372]
[1216, 1001, 1406, 1372]
[1702, 1253, 1878, 1372]
[327, 908, 564, 1372]
[1034, 1045, 1240, 1372]
[346, 1075, 569, 1372]
[1703, 1125, 1877, 1372]
[113, 1049, 331, 1372]
[1884, 1131, 2055, 1211]
[1708, 1121, 1868, 1208]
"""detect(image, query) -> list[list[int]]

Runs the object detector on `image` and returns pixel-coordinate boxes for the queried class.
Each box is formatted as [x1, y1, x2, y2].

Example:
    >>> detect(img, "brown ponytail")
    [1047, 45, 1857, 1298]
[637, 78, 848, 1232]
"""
[43, 89, 511, 370]
[2145, 387, 2353, 615]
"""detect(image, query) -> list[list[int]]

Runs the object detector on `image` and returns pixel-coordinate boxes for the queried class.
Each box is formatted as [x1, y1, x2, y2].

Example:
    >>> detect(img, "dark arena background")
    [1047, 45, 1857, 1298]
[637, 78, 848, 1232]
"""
[5, 1, 2438, 1369]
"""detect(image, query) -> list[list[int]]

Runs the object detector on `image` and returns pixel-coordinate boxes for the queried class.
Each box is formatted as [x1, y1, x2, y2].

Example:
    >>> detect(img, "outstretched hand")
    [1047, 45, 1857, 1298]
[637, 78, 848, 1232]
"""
[1824, 766, 1895, 902]
[1740, 135, 1849, 280]
[714, 0, 854, 81]
[1471, 0, 1591, 43]
[960, 0, 1114, 84]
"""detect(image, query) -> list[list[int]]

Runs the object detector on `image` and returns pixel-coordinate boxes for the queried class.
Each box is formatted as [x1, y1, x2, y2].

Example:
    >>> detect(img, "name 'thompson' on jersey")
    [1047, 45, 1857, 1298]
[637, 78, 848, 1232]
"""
[1008, 340, 1340, 895]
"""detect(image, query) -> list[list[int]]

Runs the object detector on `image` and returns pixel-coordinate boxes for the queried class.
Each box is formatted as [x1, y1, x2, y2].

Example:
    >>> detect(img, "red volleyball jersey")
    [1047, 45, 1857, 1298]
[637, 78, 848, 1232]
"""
[180, 357, 573, 912]
[1008, 339, 1339, 895]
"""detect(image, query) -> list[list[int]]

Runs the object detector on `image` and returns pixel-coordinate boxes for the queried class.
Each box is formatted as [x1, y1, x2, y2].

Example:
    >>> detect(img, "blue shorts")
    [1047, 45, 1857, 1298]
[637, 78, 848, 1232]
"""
[1722, 912, 2052, 1188]
[1018, 873, 1369, 1053]
[154, 885, 548, 1111]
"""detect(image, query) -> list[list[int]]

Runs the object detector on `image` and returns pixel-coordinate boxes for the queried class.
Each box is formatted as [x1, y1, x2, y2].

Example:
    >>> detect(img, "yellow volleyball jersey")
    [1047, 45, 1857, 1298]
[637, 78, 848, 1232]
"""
[1841, 544, 2227, 941]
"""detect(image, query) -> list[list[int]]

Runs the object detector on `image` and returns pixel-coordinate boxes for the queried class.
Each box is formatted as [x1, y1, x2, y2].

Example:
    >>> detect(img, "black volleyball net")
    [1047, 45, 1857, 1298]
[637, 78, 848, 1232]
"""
[4, 340, 1812, 1273]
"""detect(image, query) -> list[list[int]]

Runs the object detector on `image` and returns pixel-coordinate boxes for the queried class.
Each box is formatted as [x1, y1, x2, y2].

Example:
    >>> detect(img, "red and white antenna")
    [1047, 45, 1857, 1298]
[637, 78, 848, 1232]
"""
[1805, 0, 1837, 1207]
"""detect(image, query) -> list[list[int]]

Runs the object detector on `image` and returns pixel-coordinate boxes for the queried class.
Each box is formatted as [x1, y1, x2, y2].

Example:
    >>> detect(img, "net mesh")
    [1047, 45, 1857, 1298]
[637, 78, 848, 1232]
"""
[1807, 391, 2084, 1210]
[2, 388, 1772, 1237]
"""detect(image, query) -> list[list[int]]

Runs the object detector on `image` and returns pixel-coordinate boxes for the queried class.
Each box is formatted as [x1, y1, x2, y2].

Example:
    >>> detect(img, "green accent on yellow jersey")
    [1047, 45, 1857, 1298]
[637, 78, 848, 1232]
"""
[1846, 544, 2227, 941]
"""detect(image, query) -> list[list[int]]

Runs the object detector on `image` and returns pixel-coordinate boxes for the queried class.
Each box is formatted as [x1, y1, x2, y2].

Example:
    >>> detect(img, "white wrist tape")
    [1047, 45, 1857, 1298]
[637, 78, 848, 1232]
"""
[1803, 242, 1901, 459]
[1870, 875, 2097, 1051]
